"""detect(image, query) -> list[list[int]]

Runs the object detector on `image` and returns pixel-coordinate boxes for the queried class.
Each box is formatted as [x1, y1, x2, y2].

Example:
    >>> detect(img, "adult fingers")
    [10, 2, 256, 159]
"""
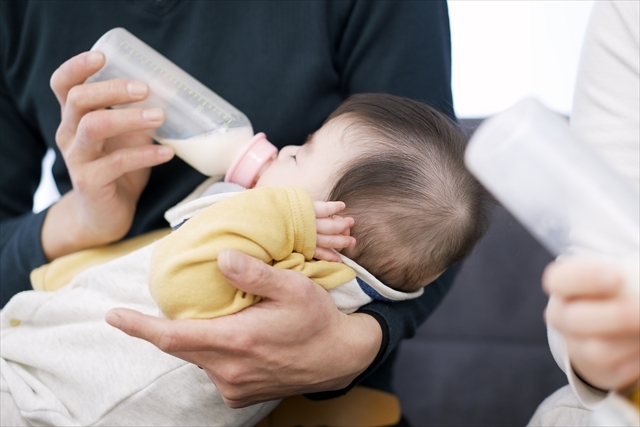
[50, 51, 105, 107]
[65, 107, 164, 163]
[546, 296, 640, 337]
[57, 79, 151, 146]
[542, 259, 622, 298]
[105, 308, 234, 354]
[567, 336, 640, 389]
[75, 144, 174, 187]
[218, 249, 310, 301]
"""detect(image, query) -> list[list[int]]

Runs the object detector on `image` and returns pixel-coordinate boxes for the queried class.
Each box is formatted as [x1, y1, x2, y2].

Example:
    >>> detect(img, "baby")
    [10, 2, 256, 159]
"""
[1, 94, 490, 426]
[150, 93, 490, 319]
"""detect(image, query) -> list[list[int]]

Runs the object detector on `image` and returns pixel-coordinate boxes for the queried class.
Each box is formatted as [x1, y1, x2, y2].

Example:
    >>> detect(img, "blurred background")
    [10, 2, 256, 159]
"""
[33, 1, 597, 425]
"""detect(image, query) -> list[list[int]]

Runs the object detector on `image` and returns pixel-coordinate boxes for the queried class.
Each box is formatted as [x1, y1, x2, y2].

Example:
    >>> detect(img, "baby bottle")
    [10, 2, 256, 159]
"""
[85, 28, 277, 187]
[464, 98, 639, 426]
[465, 97, 639, 288]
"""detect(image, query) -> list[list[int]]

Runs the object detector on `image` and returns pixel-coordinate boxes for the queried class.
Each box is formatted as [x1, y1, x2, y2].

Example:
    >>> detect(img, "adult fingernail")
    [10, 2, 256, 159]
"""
[85, 51, 102, 67]
[157, 145, 174, 157]
[105, 312, 121, 329]
[127, 81, 148, 97]
[222, 249, 245, 275]
[143, 108, 163, 122]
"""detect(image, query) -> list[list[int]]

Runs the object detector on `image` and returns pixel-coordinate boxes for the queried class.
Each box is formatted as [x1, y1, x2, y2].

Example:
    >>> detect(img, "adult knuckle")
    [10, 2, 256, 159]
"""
[107, 79, 125, 98]
[49, 70, 62, 93]
[72, 170, 89, 189]
[219, 363, 247, 386]
[77, 114, 97, 141]
[80, 111, 110, 141]
[55, 127, 70, 149]
[221, 394, 246, 409]
[156, 330, 180, 353]
[107, 149, 128, 170]
[226, 333, 257, 357]
[66, 85, 85, 108]
[245, 259, 270, 284]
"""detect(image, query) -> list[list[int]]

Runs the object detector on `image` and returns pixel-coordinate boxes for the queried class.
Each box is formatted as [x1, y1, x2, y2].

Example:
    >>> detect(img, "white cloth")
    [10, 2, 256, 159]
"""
[1, 243, 278, 426]
[0, 182, 421, 426]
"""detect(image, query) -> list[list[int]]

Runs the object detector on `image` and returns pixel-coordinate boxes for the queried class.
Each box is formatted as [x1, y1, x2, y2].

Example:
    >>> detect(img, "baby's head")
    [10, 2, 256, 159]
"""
[256, 93, 491, 292]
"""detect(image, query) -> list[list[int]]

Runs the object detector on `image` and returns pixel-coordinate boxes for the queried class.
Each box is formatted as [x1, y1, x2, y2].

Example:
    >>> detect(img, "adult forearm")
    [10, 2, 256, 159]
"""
[0, 212, 48, 306]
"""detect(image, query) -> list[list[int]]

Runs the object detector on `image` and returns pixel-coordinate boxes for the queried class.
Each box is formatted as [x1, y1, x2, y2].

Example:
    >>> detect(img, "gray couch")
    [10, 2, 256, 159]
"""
[391, 120, 569, 426]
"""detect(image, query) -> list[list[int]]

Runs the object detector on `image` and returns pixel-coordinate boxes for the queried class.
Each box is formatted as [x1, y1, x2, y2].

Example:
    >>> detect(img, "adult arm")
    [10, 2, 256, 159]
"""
[544, 0, 640, 405]
[0, 51, 174, 306]
[0, 66, 50, 304]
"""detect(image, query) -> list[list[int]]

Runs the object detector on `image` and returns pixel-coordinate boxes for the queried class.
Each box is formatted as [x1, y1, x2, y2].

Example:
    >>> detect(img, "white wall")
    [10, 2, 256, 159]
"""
[450, 0, 595, 118]
[34, 2, 597, 211]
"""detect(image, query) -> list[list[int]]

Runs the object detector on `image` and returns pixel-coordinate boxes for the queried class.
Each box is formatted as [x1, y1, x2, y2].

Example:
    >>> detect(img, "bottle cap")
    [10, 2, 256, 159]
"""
[225, 132, 278, 188]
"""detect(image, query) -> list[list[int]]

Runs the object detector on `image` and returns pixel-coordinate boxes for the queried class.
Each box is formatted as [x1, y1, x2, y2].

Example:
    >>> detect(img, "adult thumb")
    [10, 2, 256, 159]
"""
[218, 248, 297, 300]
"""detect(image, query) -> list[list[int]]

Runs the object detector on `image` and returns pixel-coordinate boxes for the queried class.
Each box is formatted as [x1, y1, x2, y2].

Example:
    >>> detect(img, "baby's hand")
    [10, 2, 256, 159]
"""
[313, 201, 356, 262]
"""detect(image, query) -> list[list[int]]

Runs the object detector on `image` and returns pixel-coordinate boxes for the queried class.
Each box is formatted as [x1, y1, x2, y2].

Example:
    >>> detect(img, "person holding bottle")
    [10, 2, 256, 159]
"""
[529, 1, 639, 425]
[1, 94, 491, 426]
[0, 1, 458, 422]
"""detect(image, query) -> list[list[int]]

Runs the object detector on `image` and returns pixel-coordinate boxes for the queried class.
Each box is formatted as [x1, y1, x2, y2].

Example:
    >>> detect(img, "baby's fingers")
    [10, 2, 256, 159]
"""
[316, 216, 354, 237]
[316, 234, 356, 251]
[314, 247, 343, 263]
[314, 201, 346, 218]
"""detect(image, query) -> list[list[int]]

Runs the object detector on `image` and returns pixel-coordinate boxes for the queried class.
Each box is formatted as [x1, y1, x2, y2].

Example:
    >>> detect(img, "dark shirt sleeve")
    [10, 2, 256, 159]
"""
[306, 264, 459, 399]
[0, 66, 49, 306]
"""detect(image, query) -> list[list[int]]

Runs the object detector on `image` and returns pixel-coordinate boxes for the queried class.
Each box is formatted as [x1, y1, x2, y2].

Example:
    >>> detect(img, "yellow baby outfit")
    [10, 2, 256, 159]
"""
[149, 186, 356, 319]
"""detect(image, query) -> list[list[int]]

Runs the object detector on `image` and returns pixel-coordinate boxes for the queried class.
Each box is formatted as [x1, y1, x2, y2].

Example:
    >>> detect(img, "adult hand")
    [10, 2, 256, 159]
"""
[43, 51, 175, 261]
[106, 249, 382, 408]
[543, 258, 640, 391]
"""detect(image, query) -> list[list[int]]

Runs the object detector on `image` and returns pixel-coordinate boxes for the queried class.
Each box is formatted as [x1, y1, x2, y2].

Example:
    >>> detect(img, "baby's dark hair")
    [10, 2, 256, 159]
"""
[327, 93, 491, 292]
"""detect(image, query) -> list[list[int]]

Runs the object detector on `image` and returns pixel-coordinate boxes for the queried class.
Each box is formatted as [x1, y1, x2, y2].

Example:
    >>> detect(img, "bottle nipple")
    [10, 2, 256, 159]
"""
[225, 132, 278, 188]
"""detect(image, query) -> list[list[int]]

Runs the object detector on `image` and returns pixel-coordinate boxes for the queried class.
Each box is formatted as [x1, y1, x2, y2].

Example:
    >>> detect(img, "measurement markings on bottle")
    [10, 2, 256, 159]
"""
[116, 41, 235, 123]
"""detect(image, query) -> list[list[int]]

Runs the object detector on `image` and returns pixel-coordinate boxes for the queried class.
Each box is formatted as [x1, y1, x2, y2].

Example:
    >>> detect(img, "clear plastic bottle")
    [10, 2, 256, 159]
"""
[465, 98, 640, 426]
[86, 28, 276, 186]
[465, 98, 639, 293]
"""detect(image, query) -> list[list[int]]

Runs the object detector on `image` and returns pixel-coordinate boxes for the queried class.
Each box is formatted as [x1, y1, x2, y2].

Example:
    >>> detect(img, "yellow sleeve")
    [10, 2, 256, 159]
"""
[149, 187, 355, 319]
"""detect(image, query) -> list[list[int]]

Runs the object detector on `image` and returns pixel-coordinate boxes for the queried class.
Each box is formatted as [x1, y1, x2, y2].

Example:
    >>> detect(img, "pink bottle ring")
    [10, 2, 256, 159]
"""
[224, 132, 278, 188]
